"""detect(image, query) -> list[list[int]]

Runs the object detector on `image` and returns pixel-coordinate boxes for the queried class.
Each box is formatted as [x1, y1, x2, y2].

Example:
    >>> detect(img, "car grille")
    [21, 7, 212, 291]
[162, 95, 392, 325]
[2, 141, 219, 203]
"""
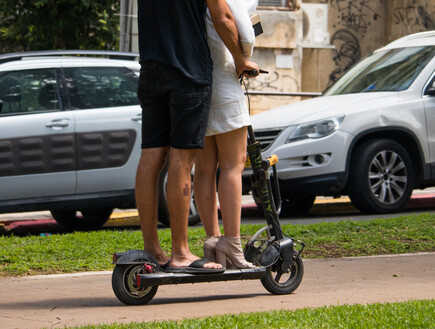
[253, 128, 283, 150]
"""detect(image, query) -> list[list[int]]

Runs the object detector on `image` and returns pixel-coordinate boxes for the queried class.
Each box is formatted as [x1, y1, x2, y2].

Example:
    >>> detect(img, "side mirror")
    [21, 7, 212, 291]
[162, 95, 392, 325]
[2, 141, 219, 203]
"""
[0, 100, 3, 113]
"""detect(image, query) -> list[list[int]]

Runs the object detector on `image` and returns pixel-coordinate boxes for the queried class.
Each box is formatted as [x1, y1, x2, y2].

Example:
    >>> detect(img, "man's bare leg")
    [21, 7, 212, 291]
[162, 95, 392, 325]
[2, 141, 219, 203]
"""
[166, 147, 222, 269]
[135, 147, 171, 266]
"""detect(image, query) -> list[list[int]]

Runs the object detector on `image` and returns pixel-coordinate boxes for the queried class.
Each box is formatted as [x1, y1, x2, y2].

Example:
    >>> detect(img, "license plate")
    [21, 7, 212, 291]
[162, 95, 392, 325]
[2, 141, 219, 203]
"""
[244, 156, 251, 168]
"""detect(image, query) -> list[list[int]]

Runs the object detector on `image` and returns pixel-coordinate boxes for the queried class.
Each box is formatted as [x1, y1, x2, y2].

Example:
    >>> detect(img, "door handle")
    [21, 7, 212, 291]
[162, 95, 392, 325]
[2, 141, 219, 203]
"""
[131, 113, 142, 122]
[45, 119, 71, 128]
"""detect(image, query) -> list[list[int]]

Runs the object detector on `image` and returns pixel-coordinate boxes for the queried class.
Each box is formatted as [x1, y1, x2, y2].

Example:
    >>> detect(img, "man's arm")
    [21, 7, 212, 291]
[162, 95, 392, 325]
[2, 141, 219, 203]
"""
[206, 0, 258, 77]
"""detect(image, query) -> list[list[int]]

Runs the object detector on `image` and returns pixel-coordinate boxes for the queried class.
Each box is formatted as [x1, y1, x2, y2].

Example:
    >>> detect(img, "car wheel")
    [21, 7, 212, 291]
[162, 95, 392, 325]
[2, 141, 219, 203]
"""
[50, 208, 113, 231]
[348, 139, 414, 214]
[157, 165, 201, 227]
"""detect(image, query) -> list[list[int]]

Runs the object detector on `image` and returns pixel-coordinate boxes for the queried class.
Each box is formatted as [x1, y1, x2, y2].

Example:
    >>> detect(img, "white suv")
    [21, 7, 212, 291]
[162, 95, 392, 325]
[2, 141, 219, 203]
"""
[244, 31, 435, 215]
[0, 51, 199, 230]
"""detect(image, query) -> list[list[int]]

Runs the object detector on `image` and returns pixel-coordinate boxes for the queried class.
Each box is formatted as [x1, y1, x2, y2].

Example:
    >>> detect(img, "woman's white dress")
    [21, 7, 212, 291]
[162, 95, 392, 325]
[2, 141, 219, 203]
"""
[205, 0, 256, 136]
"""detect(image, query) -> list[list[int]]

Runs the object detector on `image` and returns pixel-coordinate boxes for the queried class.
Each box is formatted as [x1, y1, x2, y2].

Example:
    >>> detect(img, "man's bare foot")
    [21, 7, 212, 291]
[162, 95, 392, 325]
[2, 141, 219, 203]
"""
[169, 253, 222, 269]
[144, 249, 170, 267]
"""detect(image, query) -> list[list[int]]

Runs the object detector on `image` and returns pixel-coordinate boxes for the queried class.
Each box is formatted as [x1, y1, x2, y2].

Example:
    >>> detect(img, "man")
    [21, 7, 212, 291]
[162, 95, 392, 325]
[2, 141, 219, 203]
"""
[135, 0, 258, 273]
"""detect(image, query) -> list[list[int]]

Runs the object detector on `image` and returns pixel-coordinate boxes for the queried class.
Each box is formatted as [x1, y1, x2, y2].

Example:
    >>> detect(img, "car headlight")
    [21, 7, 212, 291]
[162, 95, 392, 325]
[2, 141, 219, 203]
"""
[286, 116, 344, 143]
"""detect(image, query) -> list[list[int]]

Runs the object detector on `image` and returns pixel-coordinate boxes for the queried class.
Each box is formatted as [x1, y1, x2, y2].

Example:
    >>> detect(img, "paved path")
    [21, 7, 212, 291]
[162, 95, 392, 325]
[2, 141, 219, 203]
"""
[0, 253, 434, 329]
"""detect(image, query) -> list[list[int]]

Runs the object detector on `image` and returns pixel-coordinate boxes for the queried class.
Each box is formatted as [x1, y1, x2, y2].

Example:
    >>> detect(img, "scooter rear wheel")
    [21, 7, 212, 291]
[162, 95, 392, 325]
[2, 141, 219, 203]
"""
[260, 252, 303, 295]
[112, 264, 158, 305]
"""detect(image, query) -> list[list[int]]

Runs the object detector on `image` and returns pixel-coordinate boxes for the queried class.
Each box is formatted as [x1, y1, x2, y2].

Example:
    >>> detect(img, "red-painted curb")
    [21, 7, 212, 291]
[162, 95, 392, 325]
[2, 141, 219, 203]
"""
[1, 194, 434, 233]
[407, 193, 435, 207]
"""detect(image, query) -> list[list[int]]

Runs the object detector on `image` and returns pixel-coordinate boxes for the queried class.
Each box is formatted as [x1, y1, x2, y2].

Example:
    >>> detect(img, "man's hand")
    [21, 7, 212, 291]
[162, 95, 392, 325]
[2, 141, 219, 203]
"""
[236, 60, 259, 79]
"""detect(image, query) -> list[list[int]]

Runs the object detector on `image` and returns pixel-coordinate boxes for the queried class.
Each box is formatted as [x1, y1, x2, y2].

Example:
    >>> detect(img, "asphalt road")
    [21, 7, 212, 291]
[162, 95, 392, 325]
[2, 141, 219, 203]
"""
[245, 202, 435, 225]
[0, 189, 434, 234]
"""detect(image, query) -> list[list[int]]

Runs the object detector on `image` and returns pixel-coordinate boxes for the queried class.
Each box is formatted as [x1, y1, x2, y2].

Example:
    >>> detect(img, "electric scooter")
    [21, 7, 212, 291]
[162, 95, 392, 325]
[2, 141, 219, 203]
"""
[111, 70, 305, 305]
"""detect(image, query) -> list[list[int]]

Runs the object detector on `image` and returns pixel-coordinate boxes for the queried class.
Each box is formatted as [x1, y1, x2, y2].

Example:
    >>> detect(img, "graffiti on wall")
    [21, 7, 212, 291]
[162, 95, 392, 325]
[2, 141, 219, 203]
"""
[320, 0, 381, 36]
[302, 1, 435, 91]
[328, 29, 361, 86]
[246, 71, 281, 91]
[246, 70, 299, 105]
[315, 0, 380, 86]
[393, 3, 435, 31]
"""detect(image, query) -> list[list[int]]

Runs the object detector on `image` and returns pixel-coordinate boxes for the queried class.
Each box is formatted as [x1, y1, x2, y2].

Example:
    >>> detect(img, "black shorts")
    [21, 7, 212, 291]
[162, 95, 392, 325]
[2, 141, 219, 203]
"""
[137, 61, 212, 149]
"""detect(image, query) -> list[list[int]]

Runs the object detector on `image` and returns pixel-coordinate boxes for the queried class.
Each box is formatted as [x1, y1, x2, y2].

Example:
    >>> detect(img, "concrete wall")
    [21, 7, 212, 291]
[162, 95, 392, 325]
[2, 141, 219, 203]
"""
[301, 0, 435, 94]
[248, 9, 304, 114]
[128, 1, 434, 114]
[127, 3, 303, 114]
[386, 0, 435, 42]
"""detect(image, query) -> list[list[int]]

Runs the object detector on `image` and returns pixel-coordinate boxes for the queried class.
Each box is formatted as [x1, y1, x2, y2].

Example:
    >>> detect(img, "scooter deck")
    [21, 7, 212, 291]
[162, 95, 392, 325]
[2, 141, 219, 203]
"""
[137, 267, 266, 287]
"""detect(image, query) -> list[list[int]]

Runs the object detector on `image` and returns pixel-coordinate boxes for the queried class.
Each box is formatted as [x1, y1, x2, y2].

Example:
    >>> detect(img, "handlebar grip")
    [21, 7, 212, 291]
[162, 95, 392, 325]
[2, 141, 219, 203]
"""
[244, 69, 259, 77]
[267, 154, 278, 166]
[261, 154, 278, 169]
[240, 69, 269, 79]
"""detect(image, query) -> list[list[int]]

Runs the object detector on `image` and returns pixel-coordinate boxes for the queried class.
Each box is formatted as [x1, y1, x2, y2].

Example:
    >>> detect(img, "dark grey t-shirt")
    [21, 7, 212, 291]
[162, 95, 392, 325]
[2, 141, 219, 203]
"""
[137, 0, 213, 85]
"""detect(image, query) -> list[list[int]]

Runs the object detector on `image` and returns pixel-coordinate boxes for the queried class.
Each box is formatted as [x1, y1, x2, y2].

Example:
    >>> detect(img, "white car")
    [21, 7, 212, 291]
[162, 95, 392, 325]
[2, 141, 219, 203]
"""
[0, 51, 199, 230]
[243, 31, 435, 215]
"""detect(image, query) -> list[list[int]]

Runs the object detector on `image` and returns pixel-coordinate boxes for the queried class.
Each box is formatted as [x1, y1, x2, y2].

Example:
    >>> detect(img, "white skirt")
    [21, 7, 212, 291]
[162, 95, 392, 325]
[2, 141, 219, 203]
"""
[205, 8, 251, 136]
[206, 97, 251, 136]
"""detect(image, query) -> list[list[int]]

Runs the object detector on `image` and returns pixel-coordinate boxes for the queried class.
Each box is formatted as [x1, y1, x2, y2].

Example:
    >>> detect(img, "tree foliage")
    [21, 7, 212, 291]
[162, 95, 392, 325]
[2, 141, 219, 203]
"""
[0, 0, 120, 53]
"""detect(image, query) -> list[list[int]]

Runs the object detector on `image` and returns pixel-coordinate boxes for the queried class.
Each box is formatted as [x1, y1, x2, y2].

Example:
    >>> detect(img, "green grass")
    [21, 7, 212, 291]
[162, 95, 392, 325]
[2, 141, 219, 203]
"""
[62, 299, 434, 329]
[1, 213, 434, 276]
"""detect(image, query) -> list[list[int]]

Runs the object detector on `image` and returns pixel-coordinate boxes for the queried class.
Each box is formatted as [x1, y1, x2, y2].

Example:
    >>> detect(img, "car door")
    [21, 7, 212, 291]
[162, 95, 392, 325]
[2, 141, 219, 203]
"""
[62, 64, 142, 194]
[423, 71, 435, 178]
[0, 68, 76, 201]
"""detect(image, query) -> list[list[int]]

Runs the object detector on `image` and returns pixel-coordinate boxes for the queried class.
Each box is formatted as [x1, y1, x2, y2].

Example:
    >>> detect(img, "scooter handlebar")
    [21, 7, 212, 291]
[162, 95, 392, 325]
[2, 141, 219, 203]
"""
[240, 69, 269, 79]
[261, 154, 278, 169]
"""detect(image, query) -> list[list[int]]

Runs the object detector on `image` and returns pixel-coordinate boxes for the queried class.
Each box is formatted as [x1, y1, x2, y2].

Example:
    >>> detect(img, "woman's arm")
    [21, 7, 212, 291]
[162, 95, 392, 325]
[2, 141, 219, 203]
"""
[226, 0, 255, 57]
[207, 0, 258, 76]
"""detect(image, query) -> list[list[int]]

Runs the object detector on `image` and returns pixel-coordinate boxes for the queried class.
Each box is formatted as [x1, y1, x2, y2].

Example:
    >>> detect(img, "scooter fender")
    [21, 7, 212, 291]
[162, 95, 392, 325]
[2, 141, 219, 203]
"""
[112, 249, 158, 265]
[258, 237, 294, 270]
[279, 237, 294, 272]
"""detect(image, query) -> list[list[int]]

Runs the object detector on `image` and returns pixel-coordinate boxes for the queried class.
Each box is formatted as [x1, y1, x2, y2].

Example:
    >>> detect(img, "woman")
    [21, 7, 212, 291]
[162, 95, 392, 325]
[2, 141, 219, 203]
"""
[194, 0, 258, 268]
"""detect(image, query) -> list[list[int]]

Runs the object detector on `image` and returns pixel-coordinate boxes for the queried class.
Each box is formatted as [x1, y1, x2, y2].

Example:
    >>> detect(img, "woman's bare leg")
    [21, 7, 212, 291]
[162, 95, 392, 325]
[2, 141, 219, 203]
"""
[193, 136, 221, 236]
[216, 127, 247, 237]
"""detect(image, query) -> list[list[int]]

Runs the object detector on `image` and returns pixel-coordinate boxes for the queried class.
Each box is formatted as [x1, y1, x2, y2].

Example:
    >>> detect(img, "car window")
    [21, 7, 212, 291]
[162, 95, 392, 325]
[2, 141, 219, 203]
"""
[0, 69, 60, 115]
[63, 67, 139, 110]
[325, 46, 435, 95]
[424, 73, 435, 96]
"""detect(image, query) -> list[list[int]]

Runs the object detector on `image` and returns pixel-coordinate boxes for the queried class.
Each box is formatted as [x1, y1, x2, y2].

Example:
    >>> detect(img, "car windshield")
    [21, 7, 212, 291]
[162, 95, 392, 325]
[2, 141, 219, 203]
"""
[324, 46, 435, 95]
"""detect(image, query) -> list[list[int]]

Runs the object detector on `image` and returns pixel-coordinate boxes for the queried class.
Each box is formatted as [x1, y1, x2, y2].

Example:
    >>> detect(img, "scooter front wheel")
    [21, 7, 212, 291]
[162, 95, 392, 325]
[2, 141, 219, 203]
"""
[260, 252, 303, 295]
[112, 264, 158, 305]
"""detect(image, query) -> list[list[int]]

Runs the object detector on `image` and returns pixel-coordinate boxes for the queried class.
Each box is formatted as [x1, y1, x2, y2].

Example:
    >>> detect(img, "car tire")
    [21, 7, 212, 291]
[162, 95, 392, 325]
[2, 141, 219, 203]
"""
[157, 164, 201, 227]
[280, 191, 316, 216]
[348, 139, 414, 214]
[50, 208, 113, 231]
[256, 190, 315, 216]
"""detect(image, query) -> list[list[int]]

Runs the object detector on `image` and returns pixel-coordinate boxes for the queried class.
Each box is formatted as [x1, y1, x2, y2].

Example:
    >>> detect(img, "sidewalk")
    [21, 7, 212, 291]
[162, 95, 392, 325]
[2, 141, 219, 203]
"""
[0, 253, 433, 329]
